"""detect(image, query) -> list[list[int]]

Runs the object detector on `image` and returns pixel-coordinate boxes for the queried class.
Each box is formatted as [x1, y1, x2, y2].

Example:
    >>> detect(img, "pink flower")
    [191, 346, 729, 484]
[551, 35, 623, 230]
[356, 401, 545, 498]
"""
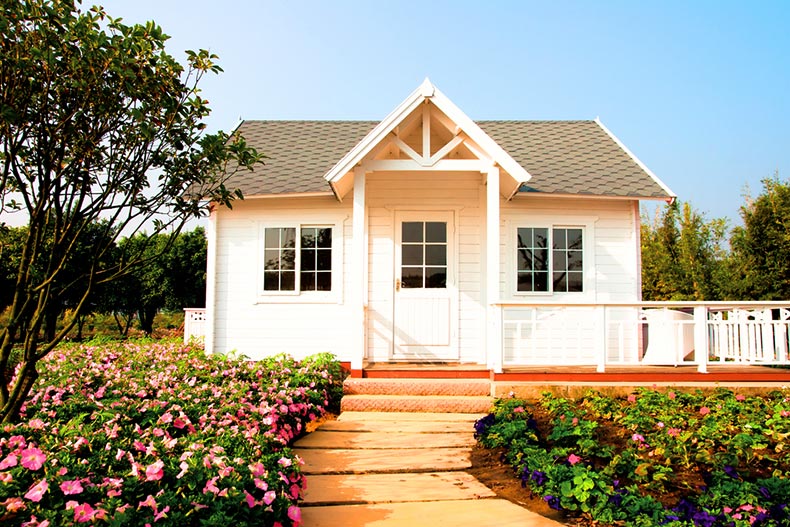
[154, 505, 170, 521]
[278, 457, 292, 467]
[203, 477, 220, 495]
[145, 460, 164, 481]
[24, 479, 48, 502]
[627, 395, 636, 403]
[0, 454, 18, 470]
[60, 479, 84, 496]
[244, 490, 257, 508]
[249, 462, 266, 477]
[668, 392, 676, 400]
[1, 497, 26, 513]
[632, 434, 645, 443]
[20, 447, 46, 470]
[513, 406, 525, 413]
[263, 490, 276, 505]
[138, 495, 157, 509]
[288, 505, 302, 525]
[699, 406, 711, 416]
[21, 515, 49, 527]
[668, 428, 681, 437]
[173, 417, 187, 429]
[27, 419, 46, 430]
[254, 478, 268, 490]
[567, 454, 582, 465]
[736, 394, 746, 401]
[72, 502, 95, 523]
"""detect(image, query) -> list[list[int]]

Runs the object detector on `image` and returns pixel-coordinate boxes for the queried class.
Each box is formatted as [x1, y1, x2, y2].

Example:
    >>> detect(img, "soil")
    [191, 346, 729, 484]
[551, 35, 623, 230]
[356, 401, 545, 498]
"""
[468, 444, 574, 525]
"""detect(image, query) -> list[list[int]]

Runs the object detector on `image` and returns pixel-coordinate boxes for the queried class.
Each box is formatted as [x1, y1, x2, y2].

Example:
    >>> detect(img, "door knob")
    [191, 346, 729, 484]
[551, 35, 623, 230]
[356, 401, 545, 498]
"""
[395, 279, 401, 291]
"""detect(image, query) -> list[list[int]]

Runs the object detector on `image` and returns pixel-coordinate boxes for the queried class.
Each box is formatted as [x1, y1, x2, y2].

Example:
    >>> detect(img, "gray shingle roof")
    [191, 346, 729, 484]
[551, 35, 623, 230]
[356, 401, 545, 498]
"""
[230, 120, 671, 199]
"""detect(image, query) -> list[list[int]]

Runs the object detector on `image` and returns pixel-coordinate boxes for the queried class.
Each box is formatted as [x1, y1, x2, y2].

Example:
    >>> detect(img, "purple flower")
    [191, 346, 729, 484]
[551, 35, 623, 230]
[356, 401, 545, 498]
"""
[474, 414, 495, 438]
[531, 470, 547, 486]
[759, 486, 772, 500]
[544, 495, 562, 511]
[723, 465, 740, 479]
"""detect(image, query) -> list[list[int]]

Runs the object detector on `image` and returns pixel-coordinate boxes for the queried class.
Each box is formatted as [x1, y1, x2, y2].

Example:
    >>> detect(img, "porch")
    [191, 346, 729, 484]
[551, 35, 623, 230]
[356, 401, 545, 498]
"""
[185, 301, 790, 379]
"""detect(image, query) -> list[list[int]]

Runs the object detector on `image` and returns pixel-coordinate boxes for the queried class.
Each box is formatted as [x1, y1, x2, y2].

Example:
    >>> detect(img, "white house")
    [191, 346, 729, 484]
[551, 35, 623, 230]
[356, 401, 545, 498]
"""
[196, 80, 790, 378]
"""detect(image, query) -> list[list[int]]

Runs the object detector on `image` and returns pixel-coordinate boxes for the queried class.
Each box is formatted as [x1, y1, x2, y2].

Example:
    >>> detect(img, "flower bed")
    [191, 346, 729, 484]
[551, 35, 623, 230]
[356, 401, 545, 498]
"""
[475, 388, 790, 526]
[0, 340, 343, 526]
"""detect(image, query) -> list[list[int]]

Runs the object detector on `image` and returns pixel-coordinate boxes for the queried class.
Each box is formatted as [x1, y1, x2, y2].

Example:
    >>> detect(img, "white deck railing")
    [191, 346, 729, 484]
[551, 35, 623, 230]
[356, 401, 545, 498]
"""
[495, 301, 790, 373]
[183, 308, 207, 344]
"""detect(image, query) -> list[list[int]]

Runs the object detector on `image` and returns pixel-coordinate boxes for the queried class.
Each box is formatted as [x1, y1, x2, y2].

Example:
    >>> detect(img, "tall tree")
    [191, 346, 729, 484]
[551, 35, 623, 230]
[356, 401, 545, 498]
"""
[641, 201, 729, 300]
[729, 175, 790, 300]
[0, 0, 261, 422]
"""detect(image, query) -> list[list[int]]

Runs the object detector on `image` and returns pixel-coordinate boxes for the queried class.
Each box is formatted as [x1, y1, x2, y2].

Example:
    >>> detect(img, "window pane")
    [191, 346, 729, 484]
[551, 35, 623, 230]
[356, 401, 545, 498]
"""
[316, 272, 332, 291]
[264, 228, 280, 249]
[552, 250, 566, 272]
[317, 249, 332, 271]
[426, 222, 446, 243]
[317, 228, 332, 248]
[402, 267, 423, 288]
[517, 248, 531, 271]
[517, 272, 532, 292]
[282, 228, 296, 249]
[301, 249, 316, 271]
[567, 272, 583, 292]
[568, 250, 583, 271]
[301, 228, 317, 249]
[281, 249, 296, 270]
[402, 245, 423, 266]
[517, 228, 532, 249]
[534, 248, 549, 271]
[263, 271, 280, 291]
[534, 228, 548, 248]
[534, 271, 549, 292]
[264, 250, 280, 270]
[280, 271, 295, 291]
[425, 267, 446, 288]
[553, 228, 567, 250]
[402, 222, 423, 243]
[567, 229, 583, 250]
[554, 272, 567, 292]
[425, 244, 446, 266]
[300, 272, 315, 291]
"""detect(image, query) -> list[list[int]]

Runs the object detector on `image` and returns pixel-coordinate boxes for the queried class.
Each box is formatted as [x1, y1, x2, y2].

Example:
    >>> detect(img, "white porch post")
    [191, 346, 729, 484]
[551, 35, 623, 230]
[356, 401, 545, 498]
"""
[694, 306, 708, 373]
[351, 168, 367, 373]
[486, 167, 503, 373]
[204, 207, 217, 355]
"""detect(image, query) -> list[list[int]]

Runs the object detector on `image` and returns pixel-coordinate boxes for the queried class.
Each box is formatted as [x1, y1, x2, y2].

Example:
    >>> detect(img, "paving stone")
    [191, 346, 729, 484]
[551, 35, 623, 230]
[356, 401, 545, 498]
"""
[300, 498, 563, 527]
[316, 419, 475, 434]
[302, 472, 495, 505]
[295, 447, 472, 475]
[340, 394, 494, 413]
[294, 430, 475, 449]
[343, 378, 492, 396]
[337, 411, 485, 422]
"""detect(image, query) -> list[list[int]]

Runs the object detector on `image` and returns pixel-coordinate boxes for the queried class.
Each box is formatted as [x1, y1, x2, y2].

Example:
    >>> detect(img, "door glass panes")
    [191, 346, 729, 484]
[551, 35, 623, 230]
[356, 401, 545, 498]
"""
[263, 228, 296, 291]
[552, 228, 583, 292]
[401, 222, 447, 288]
[300, 227, 332, 291]
[516, 227, 549, 292]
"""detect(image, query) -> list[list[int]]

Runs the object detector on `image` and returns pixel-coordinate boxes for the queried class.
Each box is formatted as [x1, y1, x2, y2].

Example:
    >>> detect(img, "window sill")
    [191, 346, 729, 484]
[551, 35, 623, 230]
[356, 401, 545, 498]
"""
[254, 293, 340, 305]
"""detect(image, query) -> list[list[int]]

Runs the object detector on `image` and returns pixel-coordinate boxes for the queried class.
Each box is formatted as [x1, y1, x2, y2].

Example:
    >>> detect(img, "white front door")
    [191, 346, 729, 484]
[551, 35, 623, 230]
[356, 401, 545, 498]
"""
[392, 211, 458, 360]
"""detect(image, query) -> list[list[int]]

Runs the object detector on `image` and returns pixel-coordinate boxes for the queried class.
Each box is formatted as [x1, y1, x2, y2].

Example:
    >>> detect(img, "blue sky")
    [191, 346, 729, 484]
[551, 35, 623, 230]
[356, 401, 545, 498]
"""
[99, 0, 790, 224]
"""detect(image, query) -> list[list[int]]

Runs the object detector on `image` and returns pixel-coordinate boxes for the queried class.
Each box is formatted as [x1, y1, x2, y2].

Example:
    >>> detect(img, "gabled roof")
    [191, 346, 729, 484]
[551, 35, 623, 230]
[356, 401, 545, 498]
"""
[228, 119, 674, 200]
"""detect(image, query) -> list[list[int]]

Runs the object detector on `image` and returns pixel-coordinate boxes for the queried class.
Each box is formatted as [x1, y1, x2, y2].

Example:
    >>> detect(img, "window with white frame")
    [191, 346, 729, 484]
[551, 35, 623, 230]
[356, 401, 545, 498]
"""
[516, 227, 583, 293]
[263, 226, 332, 293]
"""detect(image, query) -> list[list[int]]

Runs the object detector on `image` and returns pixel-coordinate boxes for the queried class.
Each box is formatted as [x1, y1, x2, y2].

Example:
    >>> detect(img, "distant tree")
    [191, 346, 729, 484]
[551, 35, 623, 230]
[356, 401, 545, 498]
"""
[0, 0, 261, 423]
[100, 228, 207, 336]
[641, 201, 729, 300]
[729, 175, 790, 300]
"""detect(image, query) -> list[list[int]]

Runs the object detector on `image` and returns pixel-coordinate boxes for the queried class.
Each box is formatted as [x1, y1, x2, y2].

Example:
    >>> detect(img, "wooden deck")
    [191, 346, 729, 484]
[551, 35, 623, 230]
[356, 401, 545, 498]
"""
[352, 362, 790, 384]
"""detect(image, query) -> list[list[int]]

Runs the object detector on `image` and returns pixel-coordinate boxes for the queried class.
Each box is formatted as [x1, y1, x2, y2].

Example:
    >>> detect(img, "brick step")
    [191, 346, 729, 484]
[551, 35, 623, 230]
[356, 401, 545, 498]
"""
[343, 378, 491, 396]
[340, 394, 494, 414]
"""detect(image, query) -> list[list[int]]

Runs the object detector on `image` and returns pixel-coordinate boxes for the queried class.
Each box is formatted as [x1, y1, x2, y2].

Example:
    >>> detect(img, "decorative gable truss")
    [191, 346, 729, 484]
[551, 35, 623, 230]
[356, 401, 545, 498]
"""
[325, 79, 532, 201]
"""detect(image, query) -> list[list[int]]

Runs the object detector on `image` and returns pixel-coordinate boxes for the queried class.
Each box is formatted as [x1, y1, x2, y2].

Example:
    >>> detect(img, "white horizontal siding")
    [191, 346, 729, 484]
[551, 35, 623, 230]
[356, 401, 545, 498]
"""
[211, 198, 355, 361]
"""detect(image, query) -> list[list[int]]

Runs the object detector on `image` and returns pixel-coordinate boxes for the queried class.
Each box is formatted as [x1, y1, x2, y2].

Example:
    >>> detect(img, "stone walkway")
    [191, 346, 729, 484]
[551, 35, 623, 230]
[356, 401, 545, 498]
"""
[294, 411, 564, 526]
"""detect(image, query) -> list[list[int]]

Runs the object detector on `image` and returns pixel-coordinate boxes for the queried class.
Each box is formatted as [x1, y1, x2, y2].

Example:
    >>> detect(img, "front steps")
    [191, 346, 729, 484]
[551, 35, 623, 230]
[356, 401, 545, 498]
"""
[340, 378, 494, 413]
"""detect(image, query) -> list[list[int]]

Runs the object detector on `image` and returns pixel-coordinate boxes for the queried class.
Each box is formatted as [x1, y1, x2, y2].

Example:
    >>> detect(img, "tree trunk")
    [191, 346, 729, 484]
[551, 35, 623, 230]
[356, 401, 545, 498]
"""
[0, 361, 39, 424]
[44, 305, 59, 343]
[138, 307, 157, 336]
